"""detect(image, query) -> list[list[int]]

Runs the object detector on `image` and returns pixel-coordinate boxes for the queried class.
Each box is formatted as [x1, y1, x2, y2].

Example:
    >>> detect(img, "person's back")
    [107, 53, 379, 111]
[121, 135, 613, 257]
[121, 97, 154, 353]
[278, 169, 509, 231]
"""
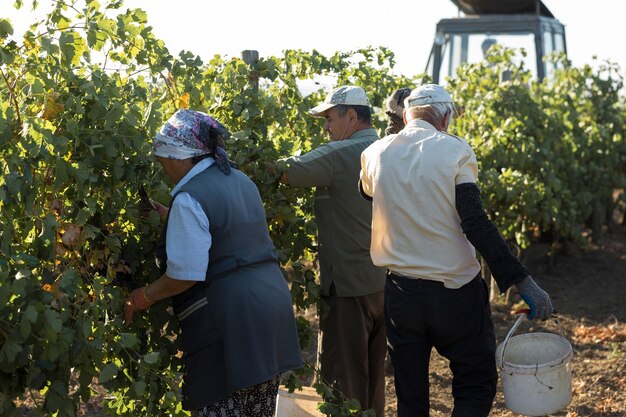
[363, 122, 481, 288]
[289, 132, 383, 296]
[178, 165, 278, 278]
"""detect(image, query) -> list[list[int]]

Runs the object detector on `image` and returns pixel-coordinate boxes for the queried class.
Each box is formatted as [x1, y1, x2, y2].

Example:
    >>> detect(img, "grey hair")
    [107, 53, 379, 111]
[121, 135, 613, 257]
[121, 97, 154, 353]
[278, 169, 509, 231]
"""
[409, 102, 455, 127]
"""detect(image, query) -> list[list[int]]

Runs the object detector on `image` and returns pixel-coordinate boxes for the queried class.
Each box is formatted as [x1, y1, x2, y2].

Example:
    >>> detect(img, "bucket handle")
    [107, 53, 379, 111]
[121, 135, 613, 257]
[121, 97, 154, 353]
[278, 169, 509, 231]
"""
[499, 310, 567, 370]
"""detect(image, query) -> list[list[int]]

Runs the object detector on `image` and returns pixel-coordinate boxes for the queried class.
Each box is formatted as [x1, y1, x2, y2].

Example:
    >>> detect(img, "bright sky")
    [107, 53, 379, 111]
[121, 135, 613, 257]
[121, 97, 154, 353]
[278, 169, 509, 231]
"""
[3, 0, 626, 78]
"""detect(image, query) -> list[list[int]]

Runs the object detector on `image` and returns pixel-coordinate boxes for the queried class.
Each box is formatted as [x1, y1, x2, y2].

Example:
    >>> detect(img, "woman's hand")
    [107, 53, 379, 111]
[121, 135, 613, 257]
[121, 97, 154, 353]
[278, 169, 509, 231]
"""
[124, 275, 197, 323]
[152, 200, 169, 219]
[124, 286, 154, 323]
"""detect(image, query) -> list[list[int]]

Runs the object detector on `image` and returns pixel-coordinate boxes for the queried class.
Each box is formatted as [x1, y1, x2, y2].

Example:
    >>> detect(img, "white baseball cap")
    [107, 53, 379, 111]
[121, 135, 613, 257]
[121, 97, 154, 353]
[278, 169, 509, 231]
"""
[404, 84, 453, 108]
[309, 85, 370, 117]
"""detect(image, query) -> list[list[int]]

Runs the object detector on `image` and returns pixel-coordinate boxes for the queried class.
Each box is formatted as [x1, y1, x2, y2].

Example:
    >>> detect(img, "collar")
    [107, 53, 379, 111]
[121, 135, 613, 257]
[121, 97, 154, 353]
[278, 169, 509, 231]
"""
[349, 127, 379, 140]
[405, 119, 437, 131]
[170, 157, 215, 196]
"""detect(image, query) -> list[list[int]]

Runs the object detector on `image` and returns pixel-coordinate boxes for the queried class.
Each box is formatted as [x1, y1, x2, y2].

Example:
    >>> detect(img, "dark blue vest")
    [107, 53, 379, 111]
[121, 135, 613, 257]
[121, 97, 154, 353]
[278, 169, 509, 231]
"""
[156, 164, 278, 306]
[155, 164, 301, 409]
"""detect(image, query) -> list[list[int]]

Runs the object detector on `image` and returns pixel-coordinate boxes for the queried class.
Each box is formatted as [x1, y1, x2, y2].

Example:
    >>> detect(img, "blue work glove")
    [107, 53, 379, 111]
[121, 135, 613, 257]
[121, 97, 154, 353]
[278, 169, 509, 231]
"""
[514, 275, 553, 320]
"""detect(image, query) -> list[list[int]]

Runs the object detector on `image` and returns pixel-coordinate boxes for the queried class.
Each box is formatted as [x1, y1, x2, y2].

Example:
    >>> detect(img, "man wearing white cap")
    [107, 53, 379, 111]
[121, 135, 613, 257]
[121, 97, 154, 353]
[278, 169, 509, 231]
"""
[281, 86, 386, 416]
[360, 84, 553, 416]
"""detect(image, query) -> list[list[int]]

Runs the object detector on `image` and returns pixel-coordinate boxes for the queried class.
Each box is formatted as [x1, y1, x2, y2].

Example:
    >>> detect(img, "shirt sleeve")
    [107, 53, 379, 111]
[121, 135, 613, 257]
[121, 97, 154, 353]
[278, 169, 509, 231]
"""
[281, 144, 335, 187]
[165, 192, 212, 281]
[456, 144, 479, 185]
[359, 149, 373, 198]
[455, 182, 528, 292]
[358, 178, 373, 201]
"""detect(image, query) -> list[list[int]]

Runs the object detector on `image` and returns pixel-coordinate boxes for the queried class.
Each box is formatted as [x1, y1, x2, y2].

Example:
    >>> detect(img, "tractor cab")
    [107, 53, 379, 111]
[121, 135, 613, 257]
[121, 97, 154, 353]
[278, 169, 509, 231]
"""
[427, 0, 567, 82]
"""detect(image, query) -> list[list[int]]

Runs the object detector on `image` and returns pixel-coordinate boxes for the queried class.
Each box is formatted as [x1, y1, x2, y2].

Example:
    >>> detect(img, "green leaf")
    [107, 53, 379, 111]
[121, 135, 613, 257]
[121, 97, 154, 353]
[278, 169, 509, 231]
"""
[59, 270, 77, 297]
[23, 304, 39, 322]
[96, 17, 116, 34]
[142, 351, 159, 364]
[59, 30, 87, 66]
[44, 308, 63, 333]
[99, 363, 119, 383]
[131, 9, 148, 23]
[75, 208, 92, 226]
[120, 333, 139, 348]
[0, 339, 21, 363]
[343, 398, 361, 412]
[0, 19, 13, 39]
[133, 380, 146, 396]
[54, 159, 69, 189]
[66, 119, 78, 137]
[44, 340, 64, 360]
[20, 318, 31, 339]
[87, 23, 106, 51]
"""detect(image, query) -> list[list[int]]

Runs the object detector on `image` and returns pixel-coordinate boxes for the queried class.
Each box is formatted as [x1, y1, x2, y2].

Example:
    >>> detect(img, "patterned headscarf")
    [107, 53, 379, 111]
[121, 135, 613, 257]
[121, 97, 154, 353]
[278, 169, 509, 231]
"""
[153, 109, 232, 175]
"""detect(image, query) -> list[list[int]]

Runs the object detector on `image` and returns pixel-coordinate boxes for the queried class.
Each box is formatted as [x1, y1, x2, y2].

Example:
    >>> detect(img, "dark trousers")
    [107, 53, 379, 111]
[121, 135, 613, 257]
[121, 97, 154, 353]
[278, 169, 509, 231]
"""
[385, 273, 497, 417]
[318, 291, 386, 417]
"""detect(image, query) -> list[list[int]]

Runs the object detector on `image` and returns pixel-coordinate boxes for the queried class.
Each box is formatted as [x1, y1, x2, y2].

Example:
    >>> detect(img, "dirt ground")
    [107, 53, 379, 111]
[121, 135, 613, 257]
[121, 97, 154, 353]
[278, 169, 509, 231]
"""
[17, 227, 626, 416]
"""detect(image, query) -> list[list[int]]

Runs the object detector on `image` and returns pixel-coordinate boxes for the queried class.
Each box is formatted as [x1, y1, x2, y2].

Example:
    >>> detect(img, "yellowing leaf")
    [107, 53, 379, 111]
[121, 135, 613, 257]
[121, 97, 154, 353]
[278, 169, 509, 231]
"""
[55, 243, 67, 258]
[177, 92, 190, 109]
[574, 324, 626, 343]
[61, 224, 81, 247]
[39, 91, 65, 121]
[42, 282, 64, 299]
[57, 16, 72, 30]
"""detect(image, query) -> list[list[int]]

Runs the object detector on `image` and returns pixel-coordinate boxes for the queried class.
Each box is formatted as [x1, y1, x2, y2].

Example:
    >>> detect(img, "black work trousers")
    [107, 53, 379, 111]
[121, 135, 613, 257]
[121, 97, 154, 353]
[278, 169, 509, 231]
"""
[318, 291, 386, 417]
[385, 273, 497, 417]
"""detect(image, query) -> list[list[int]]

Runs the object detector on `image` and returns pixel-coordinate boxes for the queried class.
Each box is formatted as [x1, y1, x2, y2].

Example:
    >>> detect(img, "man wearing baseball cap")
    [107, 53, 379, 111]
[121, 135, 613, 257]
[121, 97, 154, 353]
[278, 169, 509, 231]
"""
[360, 84, 553, 416]
[281, 86, 386, 416]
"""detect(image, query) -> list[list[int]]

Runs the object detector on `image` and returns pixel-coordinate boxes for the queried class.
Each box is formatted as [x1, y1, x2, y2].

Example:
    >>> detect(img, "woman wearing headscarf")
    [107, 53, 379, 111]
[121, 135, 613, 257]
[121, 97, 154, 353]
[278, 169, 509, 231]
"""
[124, 109, 303, 417]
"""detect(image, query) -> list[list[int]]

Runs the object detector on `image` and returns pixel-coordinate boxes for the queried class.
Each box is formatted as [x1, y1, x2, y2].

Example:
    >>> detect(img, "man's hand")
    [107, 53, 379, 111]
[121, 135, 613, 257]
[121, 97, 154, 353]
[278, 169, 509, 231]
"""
[265, 161, 289, 184]
[514, 276, 553, 320]
[124, 286, 153, 323]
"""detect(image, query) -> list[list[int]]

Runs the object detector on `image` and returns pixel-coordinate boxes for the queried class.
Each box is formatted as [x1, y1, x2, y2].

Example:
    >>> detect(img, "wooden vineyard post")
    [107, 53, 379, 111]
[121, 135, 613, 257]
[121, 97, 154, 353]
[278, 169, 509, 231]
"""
[241, 50, 259, 92]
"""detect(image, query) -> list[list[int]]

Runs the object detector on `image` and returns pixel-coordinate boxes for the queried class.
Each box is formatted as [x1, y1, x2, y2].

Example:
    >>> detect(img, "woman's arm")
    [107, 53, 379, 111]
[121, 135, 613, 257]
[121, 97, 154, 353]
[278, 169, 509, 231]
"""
[125, 274, 197, 323]
[126, 193, 209, 323]
[145, 273, 197, 303]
